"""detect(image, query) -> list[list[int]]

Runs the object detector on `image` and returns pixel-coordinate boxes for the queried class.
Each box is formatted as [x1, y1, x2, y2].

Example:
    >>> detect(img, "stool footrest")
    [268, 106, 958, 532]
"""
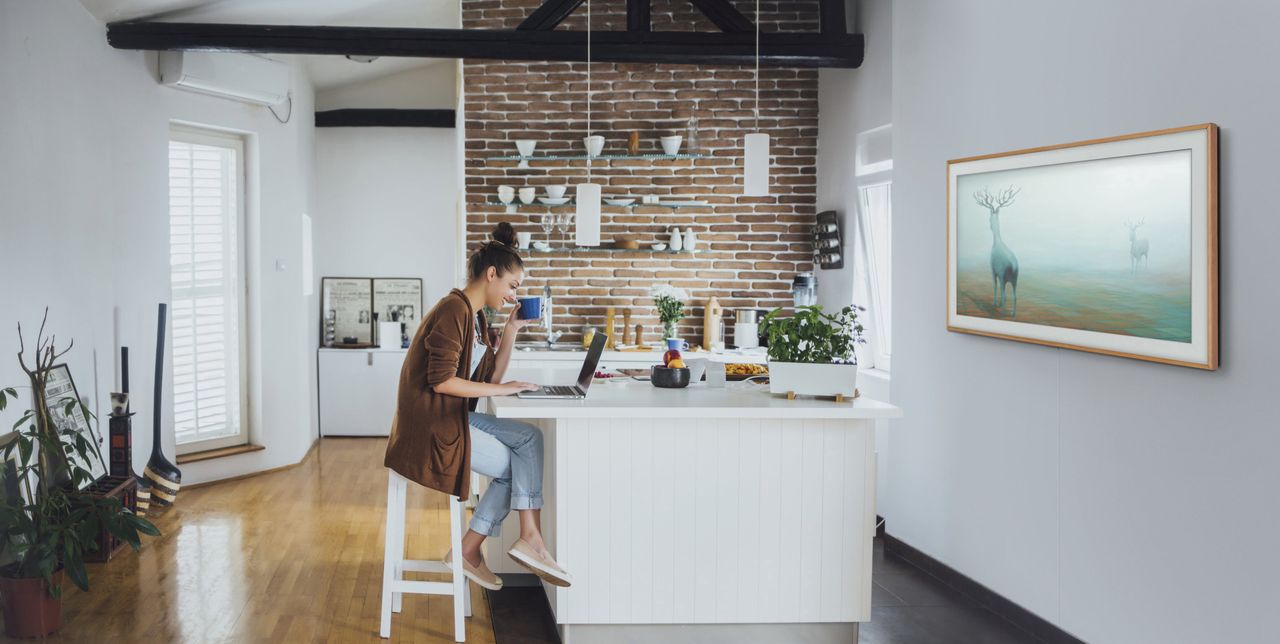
[389, 579, 454, 596]
[401, 559, 451, 574]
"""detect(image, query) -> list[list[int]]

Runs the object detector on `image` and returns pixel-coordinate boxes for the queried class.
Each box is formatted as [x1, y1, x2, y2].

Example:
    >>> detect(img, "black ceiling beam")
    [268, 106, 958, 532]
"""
[627, 0, 650, 33]
[687, 0, 754, 33]
[518, 0, 586, 31]
[315, 109, 455, 128]
[106, 22, 863, 68]
[819, 0, 847, 35]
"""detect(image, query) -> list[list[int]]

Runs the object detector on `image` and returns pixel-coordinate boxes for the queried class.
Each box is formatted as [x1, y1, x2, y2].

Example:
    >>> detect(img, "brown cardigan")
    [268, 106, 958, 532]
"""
[384, 289, 496, 499]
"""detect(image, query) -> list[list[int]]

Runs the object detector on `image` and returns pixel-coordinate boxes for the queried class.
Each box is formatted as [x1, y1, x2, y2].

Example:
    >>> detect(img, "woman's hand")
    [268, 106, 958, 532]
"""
[498, 380, 541, 396]
[504, 306, 537, 334]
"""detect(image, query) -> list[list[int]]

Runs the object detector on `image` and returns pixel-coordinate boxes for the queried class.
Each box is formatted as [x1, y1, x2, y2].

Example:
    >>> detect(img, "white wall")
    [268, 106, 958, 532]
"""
[313, 68, 462, 329]
[889, 1, 1280, 642]
[0, 0, 318, 485]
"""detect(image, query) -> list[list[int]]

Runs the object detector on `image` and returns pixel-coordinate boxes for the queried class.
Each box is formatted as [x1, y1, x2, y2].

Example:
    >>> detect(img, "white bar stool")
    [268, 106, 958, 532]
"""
[380, 469, 472, 641]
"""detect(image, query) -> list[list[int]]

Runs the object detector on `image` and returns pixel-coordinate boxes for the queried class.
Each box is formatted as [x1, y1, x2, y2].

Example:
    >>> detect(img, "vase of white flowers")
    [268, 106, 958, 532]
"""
[650, 284, 689, 340]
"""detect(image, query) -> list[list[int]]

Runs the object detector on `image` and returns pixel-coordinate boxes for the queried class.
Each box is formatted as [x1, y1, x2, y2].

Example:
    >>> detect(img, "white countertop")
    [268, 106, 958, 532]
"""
[487, 379, 901, 420]
[511, 347, 768, 363]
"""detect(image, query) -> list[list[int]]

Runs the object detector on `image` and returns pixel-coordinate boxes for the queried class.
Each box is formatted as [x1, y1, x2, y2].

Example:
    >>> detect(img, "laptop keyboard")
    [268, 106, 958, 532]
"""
[543, 385, 579, 396]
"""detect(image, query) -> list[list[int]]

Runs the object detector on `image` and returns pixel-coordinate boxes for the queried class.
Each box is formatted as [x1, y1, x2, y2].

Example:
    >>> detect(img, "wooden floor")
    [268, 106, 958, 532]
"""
[4, 438, 497, 644]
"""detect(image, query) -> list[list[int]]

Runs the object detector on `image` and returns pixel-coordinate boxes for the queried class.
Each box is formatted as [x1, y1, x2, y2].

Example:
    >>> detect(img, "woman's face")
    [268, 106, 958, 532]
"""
[484, 266, 525, 311]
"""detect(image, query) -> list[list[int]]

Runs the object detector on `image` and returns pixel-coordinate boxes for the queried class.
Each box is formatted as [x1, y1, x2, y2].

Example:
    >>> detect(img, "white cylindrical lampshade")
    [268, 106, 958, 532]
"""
[743, 132, 771, 196]
[575, 182, 601, 246]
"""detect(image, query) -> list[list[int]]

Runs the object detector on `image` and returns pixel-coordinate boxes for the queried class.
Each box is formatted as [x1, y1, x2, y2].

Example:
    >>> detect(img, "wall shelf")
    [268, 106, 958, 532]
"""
[485, 200, 712, 209]
[522, 245, 700, 255]
[488, 153, 706, 161]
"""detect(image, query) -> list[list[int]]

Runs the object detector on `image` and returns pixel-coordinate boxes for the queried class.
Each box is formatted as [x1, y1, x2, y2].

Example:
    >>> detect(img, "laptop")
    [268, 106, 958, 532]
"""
[517, 333, 608, 399]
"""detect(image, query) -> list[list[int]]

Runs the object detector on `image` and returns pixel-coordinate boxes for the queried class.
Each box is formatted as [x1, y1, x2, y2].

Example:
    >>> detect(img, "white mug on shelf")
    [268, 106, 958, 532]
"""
[516, 231, 533, 249]
[497, 185, 515, 204]
[518, 187, 536, 204]
[515, 140, 537, 157]
[660, 135, 683, 156]
[546, 185, 567, 199]
[583, 135, 605, 158]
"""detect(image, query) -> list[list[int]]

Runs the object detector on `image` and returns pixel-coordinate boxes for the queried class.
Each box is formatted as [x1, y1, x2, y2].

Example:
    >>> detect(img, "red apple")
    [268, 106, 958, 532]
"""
[663, 349, 682, 366]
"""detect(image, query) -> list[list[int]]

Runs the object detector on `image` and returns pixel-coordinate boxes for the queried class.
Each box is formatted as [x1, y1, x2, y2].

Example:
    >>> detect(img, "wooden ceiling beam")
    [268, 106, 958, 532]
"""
[627, 0, 651, 33]
[314, 109, 455, 128]
[687, 0, 754, 33]
[106, 22, 864, 68]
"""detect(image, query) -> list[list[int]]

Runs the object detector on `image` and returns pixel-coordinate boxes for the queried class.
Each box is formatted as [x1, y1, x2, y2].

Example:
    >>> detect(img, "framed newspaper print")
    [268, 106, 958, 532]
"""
[321, 277, 374, 346]
[373, 278, 424, 328]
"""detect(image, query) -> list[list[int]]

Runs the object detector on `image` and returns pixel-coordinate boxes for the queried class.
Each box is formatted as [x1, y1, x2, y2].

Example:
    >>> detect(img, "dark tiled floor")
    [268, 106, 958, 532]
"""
[863, 539, 1041, 643]
[489, 538, 1043, 644]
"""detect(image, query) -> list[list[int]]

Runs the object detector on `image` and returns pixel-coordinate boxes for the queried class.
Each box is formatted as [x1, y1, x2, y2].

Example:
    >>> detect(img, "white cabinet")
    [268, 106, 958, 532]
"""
[318, 348, 407, 437]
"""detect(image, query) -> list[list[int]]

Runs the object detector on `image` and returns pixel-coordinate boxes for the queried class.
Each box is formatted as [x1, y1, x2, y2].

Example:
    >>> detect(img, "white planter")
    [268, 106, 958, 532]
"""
[767, 360, 858, 397]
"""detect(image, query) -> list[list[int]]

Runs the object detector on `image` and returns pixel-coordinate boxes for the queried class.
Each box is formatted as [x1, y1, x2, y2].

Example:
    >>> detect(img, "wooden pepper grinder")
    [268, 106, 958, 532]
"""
[622, 309, 633, 345]
[703, 296, 723, 351]
[628, 131, 641, 155]
[604, 306, 617, 349]
[635, 324, 645, 347]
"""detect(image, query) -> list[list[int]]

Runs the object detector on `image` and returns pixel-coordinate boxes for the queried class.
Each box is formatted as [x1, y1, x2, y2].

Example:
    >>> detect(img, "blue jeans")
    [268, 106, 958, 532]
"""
[468, 412, 544, 537]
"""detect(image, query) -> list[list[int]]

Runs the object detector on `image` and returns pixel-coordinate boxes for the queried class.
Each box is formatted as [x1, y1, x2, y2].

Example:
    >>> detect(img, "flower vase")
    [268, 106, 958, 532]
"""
[663, 322, 677, 339]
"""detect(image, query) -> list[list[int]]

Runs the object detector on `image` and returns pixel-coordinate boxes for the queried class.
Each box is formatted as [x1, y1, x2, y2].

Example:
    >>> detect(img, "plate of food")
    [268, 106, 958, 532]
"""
[724, 363, 769, 381]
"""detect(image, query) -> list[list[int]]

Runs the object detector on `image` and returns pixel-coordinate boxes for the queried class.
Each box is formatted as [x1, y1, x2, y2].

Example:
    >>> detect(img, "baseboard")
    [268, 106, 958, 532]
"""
[882, 533, 1085, 644]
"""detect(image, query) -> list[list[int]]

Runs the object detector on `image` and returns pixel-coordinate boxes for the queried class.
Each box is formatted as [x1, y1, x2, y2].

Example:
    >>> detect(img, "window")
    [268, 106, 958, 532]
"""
[853, 124, 892, 370]
[857, 182, 892, 370]
[168, 127, 248, 453]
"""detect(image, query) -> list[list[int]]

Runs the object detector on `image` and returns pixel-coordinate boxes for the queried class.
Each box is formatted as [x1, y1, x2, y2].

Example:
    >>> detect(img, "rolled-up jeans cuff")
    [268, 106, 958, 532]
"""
[511, 493, 543, 511]
[469, 513, 503, 538]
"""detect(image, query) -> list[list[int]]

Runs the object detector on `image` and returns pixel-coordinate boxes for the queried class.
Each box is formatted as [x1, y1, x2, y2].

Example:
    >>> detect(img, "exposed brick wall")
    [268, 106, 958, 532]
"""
[463, 0, 820, 345]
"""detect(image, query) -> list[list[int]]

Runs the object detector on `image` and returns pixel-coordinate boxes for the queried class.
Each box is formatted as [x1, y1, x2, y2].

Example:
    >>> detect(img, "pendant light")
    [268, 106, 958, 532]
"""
[743, 0, 770, 196]
[575, 0, 602, 246]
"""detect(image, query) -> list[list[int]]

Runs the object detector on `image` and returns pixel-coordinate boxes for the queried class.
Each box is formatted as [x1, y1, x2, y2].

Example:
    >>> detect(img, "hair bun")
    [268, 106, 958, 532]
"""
[492, 222, 517, 248]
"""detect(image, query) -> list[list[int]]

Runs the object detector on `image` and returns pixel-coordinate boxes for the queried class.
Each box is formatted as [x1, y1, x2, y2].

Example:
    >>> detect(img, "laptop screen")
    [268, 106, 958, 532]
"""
[576, 333, 608, 391]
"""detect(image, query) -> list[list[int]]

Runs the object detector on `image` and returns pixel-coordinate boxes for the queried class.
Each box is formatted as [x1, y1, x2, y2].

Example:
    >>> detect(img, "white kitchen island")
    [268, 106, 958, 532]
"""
[480, 376, 901, 644]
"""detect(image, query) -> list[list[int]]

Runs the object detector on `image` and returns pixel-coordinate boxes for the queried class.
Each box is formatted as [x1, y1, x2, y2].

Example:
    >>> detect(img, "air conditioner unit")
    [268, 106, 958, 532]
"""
[159, 51, 289, 106]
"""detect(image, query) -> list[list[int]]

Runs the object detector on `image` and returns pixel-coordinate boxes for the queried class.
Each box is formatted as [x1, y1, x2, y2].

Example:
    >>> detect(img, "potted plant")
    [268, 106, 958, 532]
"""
[650, 284, 689, 340]
[760, 304, 867, 398]
[0, 314, 159, 638]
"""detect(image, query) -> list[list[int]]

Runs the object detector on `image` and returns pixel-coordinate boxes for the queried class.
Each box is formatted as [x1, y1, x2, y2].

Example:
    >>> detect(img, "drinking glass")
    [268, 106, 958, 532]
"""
[556, 213, 574, 247]
[540, 213, 556, 247]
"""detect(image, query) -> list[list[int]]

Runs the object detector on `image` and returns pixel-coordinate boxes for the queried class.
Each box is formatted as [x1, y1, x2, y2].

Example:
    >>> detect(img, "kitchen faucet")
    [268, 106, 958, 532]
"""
[543, 284, 563, 347]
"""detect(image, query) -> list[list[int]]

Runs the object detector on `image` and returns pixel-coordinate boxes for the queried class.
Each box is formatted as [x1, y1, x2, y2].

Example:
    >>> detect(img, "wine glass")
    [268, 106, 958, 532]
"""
[556, 213, 574, 247]
[540, 213, 556, 248]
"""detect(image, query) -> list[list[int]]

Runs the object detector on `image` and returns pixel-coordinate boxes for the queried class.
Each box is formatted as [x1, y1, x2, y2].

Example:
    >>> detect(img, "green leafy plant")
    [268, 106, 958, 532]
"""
[650, 284, 688, 338]
[0, 311, 159, 597]
[760, 305, 866, 364]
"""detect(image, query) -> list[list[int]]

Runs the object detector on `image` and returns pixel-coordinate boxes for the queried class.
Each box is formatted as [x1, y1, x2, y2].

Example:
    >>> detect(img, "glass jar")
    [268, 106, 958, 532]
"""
[792, 272, 817, 308]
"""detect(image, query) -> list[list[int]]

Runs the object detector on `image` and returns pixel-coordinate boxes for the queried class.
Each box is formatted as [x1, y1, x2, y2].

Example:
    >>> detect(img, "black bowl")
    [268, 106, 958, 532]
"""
[651, 366, 691, 388]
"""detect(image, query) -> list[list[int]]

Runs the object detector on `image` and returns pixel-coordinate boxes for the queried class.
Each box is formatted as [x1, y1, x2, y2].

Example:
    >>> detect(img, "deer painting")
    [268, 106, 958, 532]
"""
[1126, 219, 1149, 273]
[973, 186, 1022, 317]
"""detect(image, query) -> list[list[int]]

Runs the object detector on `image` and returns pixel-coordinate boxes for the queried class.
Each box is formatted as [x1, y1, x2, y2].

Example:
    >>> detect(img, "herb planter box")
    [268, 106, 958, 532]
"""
[767, 360, 859, 398]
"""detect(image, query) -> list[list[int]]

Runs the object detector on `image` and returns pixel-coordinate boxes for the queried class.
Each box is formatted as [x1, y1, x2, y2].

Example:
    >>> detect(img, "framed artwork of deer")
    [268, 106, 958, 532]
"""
[947, 124, 1218, 369]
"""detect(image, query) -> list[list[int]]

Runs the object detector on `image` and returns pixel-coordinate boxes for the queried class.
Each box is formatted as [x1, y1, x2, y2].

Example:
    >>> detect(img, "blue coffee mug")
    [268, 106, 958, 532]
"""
[518, 297, 543, 320]
[665, 337, 689, 351]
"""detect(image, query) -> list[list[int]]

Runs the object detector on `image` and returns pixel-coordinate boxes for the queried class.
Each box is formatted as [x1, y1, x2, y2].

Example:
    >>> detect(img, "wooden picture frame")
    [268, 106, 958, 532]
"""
[946, 124, 1218, 369]
[41, 364, 109, 486]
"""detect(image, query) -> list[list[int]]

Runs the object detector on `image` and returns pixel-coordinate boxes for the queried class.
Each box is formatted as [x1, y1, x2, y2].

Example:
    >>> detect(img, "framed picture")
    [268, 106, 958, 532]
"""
[41, 364, 109, 486]
[947, 124, 1218, 369]
[373, 278, 424, 328]
[320, 277, 374, 346]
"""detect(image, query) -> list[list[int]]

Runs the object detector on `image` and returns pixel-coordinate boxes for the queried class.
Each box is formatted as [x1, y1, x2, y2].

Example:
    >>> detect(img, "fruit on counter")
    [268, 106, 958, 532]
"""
[667, 358, 686, 369]
[725, 363, 768, 376]
[663, 348, 682, 366]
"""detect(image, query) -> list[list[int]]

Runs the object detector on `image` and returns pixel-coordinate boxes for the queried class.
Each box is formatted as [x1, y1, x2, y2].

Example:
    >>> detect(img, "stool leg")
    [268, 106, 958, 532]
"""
[450, 495, 466, 642]
[392, 478, 405, 614]
[379, 473, 402, 638]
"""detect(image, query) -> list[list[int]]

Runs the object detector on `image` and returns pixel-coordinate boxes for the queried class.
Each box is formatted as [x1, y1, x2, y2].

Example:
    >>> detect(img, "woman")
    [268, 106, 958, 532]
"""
[383, 222, 572, 590]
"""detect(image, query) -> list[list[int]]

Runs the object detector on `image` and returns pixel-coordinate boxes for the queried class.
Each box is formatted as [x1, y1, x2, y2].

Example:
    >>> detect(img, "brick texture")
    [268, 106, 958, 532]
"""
[463, 0, 819, 345]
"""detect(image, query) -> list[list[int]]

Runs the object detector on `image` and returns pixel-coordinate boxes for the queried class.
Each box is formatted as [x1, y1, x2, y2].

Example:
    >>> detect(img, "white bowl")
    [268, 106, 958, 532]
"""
[660, 135, 683, 156]
[532, 241, 551, 251]
[515, 140, 537, 157]
[605, 198, 636, 206]
[583, 135, 605, 157]
[538, 197, 571, 205]
[650, 243, 668, 251]
[545, 185, 567, 199]
[518, 187, 536, 204]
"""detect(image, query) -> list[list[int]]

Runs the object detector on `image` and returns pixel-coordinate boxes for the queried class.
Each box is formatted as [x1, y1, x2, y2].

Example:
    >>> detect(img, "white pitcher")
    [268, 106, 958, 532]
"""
[668, 227, 683, 251]
[682, 228, 698, 251]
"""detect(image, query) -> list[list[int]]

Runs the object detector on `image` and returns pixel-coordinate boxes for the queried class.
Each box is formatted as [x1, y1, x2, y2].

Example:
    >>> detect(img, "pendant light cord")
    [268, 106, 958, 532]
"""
[754, 0, 760, 132]
[586, 0, 592, 182]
